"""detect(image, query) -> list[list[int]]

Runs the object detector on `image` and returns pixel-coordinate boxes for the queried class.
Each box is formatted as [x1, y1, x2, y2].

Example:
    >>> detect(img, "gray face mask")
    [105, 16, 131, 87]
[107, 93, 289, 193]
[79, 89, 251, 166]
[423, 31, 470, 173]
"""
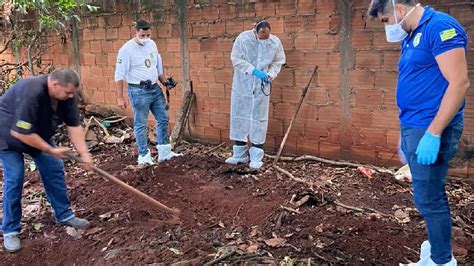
[139, 38, 150, 46]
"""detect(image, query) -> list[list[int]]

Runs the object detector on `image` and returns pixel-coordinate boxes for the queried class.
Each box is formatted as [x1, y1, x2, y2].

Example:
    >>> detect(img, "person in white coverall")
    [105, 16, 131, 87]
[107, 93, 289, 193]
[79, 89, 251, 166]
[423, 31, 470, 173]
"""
[225, 20, 286, 169]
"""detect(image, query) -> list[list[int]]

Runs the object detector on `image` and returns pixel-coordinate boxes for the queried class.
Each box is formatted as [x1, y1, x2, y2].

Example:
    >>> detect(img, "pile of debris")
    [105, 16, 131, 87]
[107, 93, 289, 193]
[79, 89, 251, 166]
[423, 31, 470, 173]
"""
[52, 104, 133, 152]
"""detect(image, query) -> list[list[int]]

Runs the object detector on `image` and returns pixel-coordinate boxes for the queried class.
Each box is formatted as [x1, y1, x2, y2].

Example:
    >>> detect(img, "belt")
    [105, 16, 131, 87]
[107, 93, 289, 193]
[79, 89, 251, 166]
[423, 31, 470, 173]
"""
[128, 82, 157, 89]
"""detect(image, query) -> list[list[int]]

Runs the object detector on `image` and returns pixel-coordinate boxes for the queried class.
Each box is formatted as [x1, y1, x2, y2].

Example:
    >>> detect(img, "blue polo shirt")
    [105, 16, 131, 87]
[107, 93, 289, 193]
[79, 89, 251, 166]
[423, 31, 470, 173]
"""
[397, 7, 467, 127]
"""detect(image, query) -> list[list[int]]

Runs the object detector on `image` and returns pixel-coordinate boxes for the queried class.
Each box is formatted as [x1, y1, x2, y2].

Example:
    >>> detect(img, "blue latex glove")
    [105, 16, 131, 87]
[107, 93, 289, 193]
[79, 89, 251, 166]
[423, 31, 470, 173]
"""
[252, 68, 269, 83]
[415, 131, 441, 165]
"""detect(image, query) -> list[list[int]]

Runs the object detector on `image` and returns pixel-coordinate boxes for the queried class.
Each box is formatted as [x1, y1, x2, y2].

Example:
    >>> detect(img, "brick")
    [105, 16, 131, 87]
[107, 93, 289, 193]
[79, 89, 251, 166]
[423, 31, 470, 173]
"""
[188, 7, 201, 21]
[316, 0, 336, 14]
[236, 4, 256, 18]
[225, 20, 244, 35]
[318, 69, 340, 87]
[272, 68, 295, 87]
[266, 18, 284, 34]
[319, 142, 341, 160]
[354, 89, 382, 108]
[352, 30, 373, 49]
[255, 2, 276, 17]
[118, 26, 132, 40]
[278, 35, 295, 51]
[276, 1, 296, 16]
[274, 103, 297, 120]
[383, 51, 400, 69]
[190, 52, 206, 67]
[204, 126, 222, 143]
[306, 16, 329, 33]
[298, 104, 318, 122]
[94, 28, 106, 40]
[358, 128, 387, 146]
[286, 120, 306, 138]
[352, 10, 367, 30]
[82, 28, 94, 41]
[217, 38, 233, 52]
[318, 106, 341, 124]
[206, 52, 224, 67]
[192, 22, 209, 36]
[327, 52, 340, 68]
[375, 71, 397, 89]
[166, 39, 180, 53]
[349, 70, 375, 88]
[219, 4, 237, 20]
[352, 108, 373, 127]
[188, 39, 201, 52]
[294, 33, 317, 50]
[105, 28, 119, 40]
[355, 51, 382, 69]
[210, 112, 229, 129]
[371, 109, 399, 130]
[82, 53, 96, 65]
[90, 40, 102, 52]
[305, 86, 330, 105]
[351, 145, 377, 164]
[285, 16, 304, 34]
[304, 51, 328, 68]
[194, 112, 210, 127]
[317, 34, 339, 50]
[208, 21, 225, 36]
[297, 0, 315, 14]
[285, 50, 306, 68]
[214, 69, 233, 84]
[198, 69, 216, 84]
[200, 38, 218, 52]
[201, 5, 219, 20]
[267, 119, 284, 137]
[95, 54, 108, 66]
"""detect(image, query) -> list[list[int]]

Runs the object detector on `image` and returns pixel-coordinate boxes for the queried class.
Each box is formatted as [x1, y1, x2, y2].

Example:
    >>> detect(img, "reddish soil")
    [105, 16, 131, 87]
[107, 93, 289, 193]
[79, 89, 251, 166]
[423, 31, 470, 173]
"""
[0, 142, 472, 265]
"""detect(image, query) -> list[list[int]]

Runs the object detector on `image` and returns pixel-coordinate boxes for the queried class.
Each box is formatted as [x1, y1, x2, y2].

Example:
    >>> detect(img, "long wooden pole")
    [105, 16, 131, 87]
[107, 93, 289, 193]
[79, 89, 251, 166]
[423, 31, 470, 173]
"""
[274, 66, 318, 164]
[67, 154, 180, 216]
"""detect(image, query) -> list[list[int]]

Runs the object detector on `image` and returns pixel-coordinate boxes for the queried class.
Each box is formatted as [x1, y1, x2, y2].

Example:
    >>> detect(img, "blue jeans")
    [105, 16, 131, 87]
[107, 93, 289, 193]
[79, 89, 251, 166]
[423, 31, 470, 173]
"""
[128, 85, 169, 156]
[1, 151, 75, 236]
[400, 121, 463, 264]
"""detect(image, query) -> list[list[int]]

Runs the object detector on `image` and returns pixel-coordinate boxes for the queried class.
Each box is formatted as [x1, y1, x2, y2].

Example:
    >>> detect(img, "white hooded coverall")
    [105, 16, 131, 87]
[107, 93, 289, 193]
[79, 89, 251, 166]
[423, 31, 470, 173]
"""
[229, 30, 286, 145]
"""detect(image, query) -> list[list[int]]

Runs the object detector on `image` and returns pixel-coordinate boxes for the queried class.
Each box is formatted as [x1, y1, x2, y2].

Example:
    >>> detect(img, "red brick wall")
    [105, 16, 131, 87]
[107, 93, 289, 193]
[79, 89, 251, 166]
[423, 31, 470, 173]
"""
[1, 0, 473, 171]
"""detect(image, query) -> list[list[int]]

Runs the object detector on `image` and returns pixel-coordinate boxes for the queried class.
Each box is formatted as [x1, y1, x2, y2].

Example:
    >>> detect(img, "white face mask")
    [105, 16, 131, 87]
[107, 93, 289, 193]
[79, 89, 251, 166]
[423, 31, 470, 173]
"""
[139, 38, 150, 46]
[385, 1, 418, 43]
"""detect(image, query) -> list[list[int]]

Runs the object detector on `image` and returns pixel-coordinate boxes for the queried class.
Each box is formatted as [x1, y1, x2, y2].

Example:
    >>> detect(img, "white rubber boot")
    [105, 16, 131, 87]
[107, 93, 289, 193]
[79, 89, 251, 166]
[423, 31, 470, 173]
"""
[225, 145, 249, 164]
[249, 147, 264, 169]
[137, 149, 154, 165]
[157, 144, 182, 162]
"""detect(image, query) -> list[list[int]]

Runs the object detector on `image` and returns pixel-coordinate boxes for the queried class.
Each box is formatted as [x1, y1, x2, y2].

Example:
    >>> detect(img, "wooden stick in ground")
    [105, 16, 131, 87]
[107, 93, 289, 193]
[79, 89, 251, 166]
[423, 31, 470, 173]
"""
[274, 66, 318, 164]
[203, 142, 226, 155]
[171, 81, 195, 149]
[67, 154, 180, 216]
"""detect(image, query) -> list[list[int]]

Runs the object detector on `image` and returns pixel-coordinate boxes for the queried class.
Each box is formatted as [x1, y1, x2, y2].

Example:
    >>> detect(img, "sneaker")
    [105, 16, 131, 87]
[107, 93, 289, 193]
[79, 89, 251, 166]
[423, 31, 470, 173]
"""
[3, 235, 21, 253]
[60, 217, 90, 229]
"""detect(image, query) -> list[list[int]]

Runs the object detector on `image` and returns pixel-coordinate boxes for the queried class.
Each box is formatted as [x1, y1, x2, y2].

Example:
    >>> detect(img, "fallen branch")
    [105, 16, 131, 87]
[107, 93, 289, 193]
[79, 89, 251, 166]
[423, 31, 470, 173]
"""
[204, 250, 237, 266]
[103, 116, 127, 124]
[269, 154, 394, 174]
[333, 201, 396, 220]
[280, 205, 301, 214]
[203, 143, 226, 155]
[273, 165, 314, 188]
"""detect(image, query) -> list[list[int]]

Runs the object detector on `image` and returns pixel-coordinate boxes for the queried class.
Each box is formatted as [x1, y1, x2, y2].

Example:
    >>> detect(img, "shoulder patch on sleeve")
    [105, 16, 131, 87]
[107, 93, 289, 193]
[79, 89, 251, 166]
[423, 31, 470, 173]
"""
[117, 58, 123, 64]
[440, 28, 457, 42]
[16, 120, 32, 130]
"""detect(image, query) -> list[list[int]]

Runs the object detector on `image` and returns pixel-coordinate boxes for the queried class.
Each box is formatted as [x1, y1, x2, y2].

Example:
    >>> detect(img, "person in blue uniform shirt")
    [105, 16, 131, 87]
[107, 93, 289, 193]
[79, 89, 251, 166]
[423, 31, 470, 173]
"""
[0, 69, 93, 252]
[368, 0, 469, 265]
